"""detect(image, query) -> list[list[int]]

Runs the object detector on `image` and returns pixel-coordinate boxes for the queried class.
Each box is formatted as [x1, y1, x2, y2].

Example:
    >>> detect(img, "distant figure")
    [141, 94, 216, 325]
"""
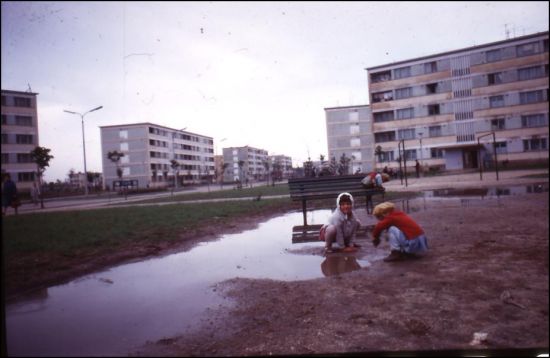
[371, 202, 428, 262]
[382, 166, 389, 175]
[2, 173, 19, 216]
[415, 160, 420, 178]
[319, 193, 361, 254]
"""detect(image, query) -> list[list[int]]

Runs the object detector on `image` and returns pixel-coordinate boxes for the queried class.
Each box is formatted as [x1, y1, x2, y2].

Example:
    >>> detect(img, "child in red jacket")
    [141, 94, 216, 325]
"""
[371, 202, 428, 262]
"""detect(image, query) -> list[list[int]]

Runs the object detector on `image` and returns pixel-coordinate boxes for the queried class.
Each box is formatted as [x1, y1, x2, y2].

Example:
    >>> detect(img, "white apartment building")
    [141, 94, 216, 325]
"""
[222, 146, 269, 183]
[100, 123, 214, 189]
[366, 31, 548, 173]
[325, 104, 375, 174]
[269, 154, 293, 179]
[1, 89, 40, 192]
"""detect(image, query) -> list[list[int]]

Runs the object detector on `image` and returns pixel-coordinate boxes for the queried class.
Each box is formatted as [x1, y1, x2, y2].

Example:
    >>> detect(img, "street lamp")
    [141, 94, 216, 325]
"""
[417, 131, 423, 177]
[63, 105, 103, 196]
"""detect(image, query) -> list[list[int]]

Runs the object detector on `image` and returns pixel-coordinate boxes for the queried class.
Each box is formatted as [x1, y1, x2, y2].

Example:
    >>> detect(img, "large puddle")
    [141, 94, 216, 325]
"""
[5, 183, 547, 356]
[5, 209, 374, 356]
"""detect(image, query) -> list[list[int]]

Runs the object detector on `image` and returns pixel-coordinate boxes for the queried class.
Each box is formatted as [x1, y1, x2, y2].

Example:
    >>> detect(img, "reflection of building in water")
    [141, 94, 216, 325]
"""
[321, 255, 362, 277]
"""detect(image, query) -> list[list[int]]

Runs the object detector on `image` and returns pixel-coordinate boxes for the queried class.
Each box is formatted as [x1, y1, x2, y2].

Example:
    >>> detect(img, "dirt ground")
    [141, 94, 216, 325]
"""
[133, 193, 549, 356]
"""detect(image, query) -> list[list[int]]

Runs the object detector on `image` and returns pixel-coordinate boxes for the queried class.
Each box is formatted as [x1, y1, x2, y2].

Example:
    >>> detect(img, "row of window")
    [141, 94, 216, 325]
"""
[2, 115, 34, 126]
[376, 137, 547, 163]
[148, 127, 213, 145]
[150, 163, 215, 171]
[370, 38, 549, 83]
[372, 67, 547, 103]
[1, 133, 35, 144]
[1, 153, 35, 163]
[1, 95, 33, 108]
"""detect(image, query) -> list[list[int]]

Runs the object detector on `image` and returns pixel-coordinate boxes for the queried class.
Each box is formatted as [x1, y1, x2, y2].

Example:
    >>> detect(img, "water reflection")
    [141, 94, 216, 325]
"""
[320, 255, 363, 276]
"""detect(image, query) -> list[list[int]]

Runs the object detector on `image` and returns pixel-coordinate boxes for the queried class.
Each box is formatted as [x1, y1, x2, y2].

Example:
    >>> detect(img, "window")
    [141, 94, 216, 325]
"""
[372, 91, 393, 103]
[120, 142, 129, 151]
[15, 115, 33, 126]
[351, 151, 361, 161]
[17, 153, 33, 163]
[379, 151, 394, 162]
[430, 148, 444, 158]
[1, 115, 7, 124]
[519, 90, 544, 105]
[16, 134, 33, 144]
[424, 61, 437, 74]
[429, 125, 442, 137]
[545, 39, 549, 52]
[396, 107, 414, 120]
[350, 138, 361, 147]
[1, 95, 6, 106]
[348, 110, 359, 121]
[494, 142, 507, 154]
[370, 71, 391, 83]
[374, 131, 396, 143]
[491, 118, 505, 130]
[516, 41, 540, 57]
[521, 114, 547, 128]
[397, 128, 415, 140]
[426, 83, 438, 94]
[373, 111, 394, 122]
[1, 153, 8, 164]
[428, 104, 440, 115]
[13, 97, 31, 107]
[349, 124, 360, 135]
[18, 172, 35, 182]
[1, 133, 7, 144]
[119, 130, 128, 139]
[523, 137, 547, 151]
[394, 66, 411, 79]
[518, 66, 543, 81]
[404, 149, 417, 160]
[488, 72, 503, 85]
[489, 95, 505, 108]
[395, 87, 412, 100]
[486, 49, 501, 63]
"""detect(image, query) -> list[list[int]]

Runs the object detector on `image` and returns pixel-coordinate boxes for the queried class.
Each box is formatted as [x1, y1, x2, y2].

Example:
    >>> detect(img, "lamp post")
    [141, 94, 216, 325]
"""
[417, 131, 423, 175]
[63, 106, 103, 196]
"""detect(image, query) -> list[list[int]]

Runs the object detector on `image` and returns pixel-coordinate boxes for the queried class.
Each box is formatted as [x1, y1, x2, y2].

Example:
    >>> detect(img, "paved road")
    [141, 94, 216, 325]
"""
[9, 168, 548, 215]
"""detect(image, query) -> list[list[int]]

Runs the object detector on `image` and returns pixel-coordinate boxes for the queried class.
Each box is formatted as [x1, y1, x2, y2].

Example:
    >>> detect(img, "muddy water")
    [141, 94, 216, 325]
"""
[5, 209, 371, 356]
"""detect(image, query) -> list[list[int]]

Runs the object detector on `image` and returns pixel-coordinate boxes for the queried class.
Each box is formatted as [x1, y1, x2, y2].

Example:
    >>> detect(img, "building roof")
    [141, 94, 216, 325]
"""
[324, 104, 370, 111]
[366, 31, 549, 72]
[1, 89, 39, 96]
[99, 122, 212, 139]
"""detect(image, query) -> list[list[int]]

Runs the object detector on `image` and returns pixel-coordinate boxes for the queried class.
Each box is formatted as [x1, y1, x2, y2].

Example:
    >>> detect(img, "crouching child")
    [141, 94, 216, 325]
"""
[371, 202, 428, 262]
[319, 192, 361, 254]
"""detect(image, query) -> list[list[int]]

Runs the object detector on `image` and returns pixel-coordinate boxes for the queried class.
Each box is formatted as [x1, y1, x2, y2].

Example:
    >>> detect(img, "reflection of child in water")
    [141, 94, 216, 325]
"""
[319, 192, 361, 254]
[321, 255, 361, 276]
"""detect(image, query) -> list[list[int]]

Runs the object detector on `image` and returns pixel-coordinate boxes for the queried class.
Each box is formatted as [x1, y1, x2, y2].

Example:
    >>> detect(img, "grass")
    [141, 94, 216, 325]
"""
[2, 198, 294, 256]
[125, 184, 290, 204]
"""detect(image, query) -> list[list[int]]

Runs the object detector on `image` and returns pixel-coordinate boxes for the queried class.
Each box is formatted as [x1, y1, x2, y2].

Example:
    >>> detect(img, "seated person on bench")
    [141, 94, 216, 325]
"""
[361, 171, 389, 189]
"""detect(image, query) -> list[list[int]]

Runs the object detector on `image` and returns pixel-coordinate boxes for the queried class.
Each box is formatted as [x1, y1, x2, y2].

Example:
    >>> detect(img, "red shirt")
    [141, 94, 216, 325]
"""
[372, 210, 424, 240]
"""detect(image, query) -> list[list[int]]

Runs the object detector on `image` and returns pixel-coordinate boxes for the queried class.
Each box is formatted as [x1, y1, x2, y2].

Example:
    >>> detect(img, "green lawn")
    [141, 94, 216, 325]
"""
[2, 198, 294, 255]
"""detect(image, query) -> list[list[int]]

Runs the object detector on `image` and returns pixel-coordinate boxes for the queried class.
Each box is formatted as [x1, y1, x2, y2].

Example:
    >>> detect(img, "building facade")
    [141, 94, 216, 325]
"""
[325, 104, 375, 174]
[1, 89, 40, 192]
[366, 31, 548, 173]
[269, 154, 293, 179]
[100, 123, 214, 189]
[222, 146, 269, 183]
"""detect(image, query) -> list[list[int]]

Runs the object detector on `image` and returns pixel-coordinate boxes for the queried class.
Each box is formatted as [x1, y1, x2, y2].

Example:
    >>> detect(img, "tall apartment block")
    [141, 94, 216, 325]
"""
[1, 89, 40, 192]
[366, 31, 548, 173]
[100, 123, 214, 189]
[325, 104, 375, 174]
[222, 146, 269, 183]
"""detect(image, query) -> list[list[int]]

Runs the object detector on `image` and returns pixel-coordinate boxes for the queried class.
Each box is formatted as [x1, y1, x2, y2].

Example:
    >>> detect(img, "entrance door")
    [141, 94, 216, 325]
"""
[462, 149, 478, 169]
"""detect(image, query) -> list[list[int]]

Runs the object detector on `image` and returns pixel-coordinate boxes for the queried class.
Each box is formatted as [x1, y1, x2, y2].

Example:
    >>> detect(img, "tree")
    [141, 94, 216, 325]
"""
[30, 146, 54, 209]
[220, 163, 229, 188]
[170, 159, 180, 189]
[262, 160, 271, 186]
[304, 157, 315, 178]
[375, 145, 383, 163]
[107, 150, 125, 189]
[338, 153, 351, 175]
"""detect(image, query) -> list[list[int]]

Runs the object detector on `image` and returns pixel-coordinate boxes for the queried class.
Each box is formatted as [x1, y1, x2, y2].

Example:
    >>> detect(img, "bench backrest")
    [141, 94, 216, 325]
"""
[288, 174, 380, 200]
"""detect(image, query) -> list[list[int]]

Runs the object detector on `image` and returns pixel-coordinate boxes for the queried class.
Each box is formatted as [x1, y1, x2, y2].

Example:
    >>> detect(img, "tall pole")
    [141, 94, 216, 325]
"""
[64, 106, 103, 196]
[418, 132, 423, 175]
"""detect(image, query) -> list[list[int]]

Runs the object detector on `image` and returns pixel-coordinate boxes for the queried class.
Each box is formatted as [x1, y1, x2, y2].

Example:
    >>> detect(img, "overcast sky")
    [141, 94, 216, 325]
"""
[1, 1, 548, 182]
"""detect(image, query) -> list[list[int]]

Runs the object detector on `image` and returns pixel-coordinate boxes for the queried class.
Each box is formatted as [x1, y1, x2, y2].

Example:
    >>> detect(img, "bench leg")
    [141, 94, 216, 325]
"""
[302, 199, 308, 226]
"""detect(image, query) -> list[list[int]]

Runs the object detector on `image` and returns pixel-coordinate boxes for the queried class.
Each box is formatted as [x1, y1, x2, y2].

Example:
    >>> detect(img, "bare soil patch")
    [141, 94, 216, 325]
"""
[135, 194, 549, 356]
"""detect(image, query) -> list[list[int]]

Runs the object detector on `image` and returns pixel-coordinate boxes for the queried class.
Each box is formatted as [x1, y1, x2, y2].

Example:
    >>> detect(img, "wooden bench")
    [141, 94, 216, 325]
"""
[288, 174, 386, 227]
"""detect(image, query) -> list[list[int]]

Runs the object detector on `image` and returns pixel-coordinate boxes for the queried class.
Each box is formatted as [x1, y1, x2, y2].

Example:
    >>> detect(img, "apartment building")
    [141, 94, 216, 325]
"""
[325, 104, 375, 174]
[100, 123, 214, 189]
[222, 146, 269, 183]
[1, 89, 40, 192]
[366, 31, 548, 173]
[269, 154, 293, 179]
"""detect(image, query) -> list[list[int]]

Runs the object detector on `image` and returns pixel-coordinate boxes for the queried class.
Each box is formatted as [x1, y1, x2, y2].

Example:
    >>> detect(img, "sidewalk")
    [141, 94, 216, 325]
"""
[383, 168, 548, 192]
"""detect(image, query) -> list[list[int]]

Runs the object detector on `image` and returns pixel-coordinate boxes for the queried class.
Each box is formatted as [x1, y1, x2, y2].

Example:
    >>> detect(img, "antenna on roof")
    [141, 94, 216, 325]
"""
[27, 83, 32, 92]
